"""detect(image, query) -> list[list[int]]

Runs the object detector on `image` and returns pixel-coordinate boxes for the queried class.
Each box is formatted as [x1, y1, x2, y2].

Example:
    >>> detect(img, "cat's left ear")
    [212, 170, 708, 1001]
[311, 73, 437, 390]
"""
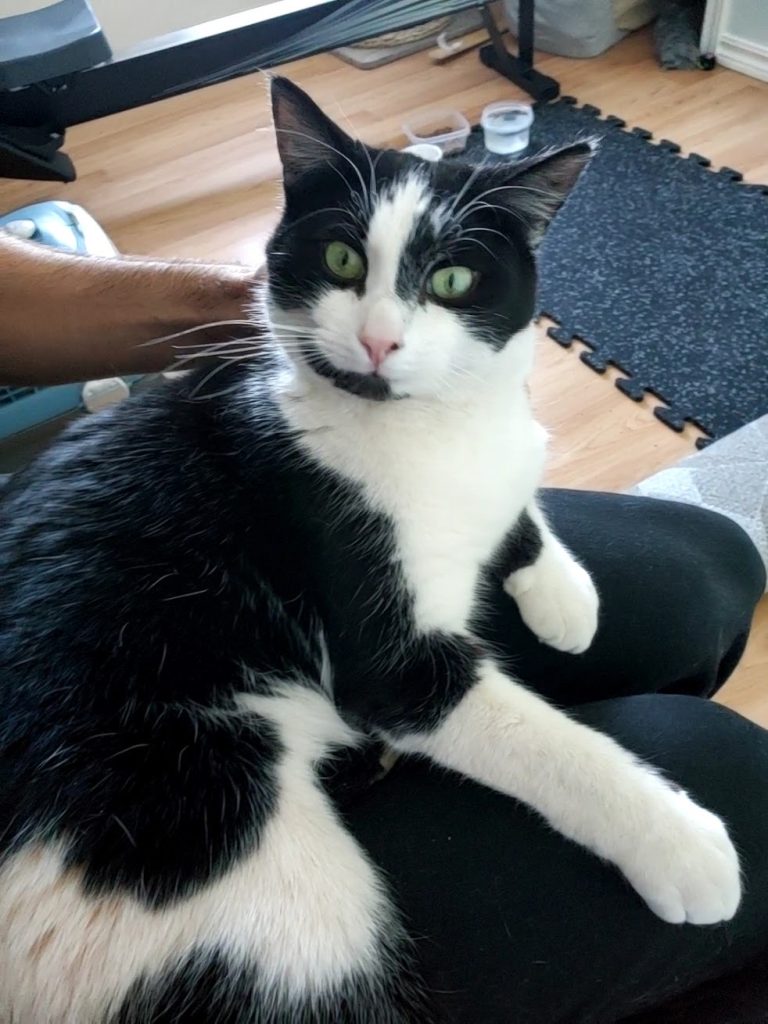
[503, 141, 595, 246]
[270, 76, 357, 189]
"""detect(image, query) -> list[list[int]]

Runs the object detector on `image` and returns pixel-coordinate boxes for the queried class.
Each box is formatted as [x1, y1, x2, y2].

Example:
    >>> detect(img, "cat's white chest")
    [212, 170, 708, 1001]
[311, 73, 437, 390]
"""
[279, 377, 546, 635]
[384, 411, 546, 632]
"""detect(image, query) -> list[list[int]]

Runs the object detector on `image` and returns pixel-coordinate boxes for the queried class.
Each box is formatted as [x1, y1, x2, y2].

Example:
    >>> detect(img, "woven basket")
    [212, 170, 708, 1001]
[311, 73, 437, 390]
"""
[355, 17, 451, 50]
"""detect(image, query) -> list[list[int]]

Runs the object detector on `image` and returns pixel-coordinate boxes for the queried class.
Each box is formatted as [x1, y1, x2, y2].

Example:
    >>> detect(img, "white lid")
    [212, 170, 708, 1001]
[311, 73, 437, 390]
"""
[3, 219, 37, 240]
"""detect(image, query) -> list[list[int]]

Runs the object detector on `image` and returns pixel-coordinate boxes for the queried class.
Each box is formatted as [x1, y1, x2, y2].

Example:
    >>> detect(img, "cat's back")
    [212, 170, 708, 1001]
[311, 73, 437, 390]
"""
[0, 365, 302, 694]
[0, 365, 284, 576]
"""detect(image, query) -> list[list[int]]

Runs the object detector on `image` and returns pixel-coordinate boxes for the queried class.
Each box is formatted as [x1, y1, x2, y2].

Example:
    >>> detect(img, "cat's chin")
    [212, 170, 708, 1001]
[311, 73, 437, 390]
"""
[300, 344, 401, 402]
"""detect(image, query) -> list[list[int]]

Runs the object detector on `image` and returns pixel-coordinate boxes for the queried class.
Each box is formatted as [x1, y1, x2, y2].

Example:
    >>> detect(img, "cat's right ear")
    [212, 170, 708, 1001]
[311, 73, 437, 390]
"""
[270, 77, 355, 189]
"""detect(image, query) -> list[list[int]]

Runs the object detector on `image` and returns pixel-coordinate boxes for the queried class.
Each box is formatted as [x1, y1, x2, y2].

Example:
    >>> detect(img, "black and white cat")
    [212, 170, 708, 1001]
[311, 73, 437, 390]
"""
[0, 78, 739, 1023]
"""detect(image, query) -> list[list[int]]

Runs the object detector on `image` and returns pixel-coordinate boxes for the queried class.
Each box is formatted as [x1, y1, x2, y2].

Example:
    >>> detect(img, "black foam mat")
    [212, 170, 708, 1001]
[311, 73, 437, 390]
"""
[462, 98, 768, 444]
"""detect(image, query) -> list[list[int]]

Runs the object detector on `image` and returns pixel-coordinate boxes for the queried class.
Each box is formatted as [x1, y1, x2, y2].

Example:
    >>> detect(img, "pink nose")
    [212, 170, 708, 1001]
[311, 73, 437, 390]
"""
[359, 333, 401, 370]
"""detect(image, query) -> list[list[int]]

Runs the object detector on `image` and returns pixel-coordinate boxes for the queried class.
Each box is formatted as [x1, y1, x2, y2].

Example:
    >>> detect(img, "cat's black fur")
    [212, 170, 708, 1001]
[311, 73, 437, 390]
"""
[0, 79, 589, 1021]
[0, 365, 457, 1019]
[112, 934, 432, 1024]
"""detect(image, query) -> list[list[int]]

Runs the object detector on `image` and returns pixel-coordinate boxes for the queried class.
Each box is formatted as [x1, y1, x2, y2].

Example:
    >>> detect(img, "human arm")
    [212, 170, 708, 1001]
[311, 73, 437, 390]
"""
[0, 232, 263, 385]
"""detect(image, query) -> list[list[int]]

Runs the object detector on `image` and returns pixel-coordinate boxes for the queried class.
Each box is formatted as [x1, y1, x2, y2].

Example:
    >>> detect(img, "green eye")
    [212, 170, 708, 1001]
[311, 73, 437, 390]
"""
[428, 266, 477, 302]
[325, 241, 365, 282]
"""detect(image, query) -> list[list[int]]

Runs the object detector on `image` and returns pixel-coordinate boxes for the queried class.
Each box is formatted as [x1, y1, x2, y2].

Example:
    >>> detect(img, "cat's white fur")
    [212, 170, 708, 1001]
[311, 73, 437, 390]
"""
[394, 667, 740, 926]
[0, 174, 739, 1021]
[506, 500, 599, 653]
[0, 689, 388, 1021]
[276, 172, 741, 929]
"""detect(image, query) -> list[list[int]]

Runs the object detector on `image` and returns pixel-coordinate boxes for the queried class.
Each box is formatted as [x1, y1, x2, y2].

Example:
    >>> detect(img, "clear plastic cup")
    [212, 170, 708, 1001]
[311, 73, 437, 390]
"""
[481, 102, 534, 155]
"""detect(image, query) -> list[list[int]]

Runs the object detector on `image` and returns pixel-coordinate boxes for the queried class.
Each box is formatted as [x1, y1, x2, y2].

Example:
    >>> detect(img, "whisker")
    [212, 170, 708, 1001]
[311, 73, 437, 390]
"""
[459, 235, 495, 260]
[444, 158, 490, 223]
[188, 359, 241, 399]
[275, 128, 372, 215]
[175, 334, 264, 350]
[175, 345, 261, 363]
[455, 182, 562, 227]
[173, 339, 263, 358]
[135, 320, 256, 349]
[281, 204, 364, 233]
[461, 225, 511, 244]
[267, 323, 315, 334]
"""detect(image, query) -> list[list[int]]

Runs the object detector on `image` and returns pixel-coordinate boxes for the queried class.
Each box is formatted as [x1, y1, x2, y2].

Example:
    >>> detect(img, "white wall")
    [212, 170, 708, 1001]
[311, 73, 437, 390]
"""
[724, 0, 768, 49]
[1, 0, 276, 56]
[704, 0, 768, 81]
[93, 0, 277, 54]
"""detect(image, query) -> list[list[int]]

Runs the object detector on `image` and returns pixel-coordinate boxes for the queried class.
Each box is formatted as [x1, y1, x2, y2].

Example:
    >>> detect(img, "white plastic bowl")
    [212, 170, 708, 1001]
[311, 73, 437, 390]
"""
[402, 110, 470, 156]
[481, 102, 534, 155]
[402, 143, 443, 162]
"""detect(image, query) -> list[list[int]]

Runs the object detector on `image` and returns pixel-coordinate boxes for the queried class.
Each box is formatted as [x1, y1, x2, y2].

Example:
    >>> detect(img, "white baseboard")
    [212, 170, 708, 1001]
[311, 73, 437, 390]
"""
[700, 0, 726, 54]
[716, 32, 768, 82]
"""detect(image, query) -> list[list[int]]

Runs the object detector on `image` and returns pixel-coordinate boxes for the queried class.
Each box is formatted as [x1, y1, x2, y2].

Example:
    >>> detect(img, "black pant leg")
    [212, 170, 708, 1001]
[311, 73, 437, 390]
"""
[346, 696, 768, 1024]
[478, 491, 765, 705]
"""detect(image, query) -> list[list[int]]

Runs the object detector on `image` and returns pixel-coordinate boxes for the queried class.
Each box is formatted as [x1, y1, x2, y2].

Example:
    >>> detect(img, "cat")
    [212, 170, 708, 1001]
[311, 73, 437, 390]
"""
[0, 77, 740, 1023]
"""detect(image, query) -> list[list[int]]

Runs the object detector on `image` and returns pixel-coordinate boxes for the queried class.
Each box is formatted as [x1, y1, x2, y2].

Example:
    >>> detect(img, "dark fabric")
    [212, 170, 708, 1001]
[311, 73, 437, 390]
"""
[341, 490, 768, 1024]
[482, 490, 766, 706]
[462, 103, 768, 441]
[623, 954, 768, 1024]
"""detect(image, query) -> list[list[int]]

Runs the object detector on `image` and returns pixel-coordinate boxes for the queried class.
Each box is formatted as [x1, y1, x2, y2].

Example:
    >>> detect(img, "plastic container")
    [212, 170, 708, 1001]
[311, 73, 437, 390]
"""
[402, 109, 470, 156]
[481, 102, 534, 155]
[402, 143, 443, 162]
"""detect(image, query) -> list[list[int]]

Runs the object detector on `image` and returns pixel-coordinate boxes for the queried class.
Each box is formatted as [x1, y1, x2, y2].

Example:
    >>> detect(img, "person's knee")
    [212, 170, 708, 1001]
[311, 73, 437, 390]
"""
[671, 502, 765, 607]
[540, 493, 763, 692]
[542, 492, 765, 617]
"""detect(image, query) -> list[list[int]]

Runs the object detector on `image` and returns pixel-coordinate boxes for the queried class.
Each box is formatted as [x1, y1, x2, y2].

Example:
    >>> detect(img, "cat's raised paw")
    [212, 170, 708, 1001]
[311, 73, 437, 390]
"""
[504, 551, 599, 654]
[620, 789, 741, 926]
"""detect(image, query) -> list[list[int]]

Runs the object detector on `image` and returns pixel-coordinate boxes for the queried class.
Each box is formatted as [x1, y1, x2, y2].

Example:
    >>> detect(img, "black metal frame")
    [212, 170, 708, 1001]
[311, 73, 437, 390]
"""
[0, 0, 347, 131]
[1, 0, 558, 180]
[479, 0, 559, 102]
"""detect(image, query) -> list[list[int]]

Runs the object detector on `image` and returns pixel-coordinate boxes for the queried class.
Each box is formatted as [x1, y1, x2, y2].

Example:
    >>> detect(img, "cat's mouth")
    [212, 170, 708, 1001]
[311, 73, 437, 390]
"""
[299, 343, 397, 402]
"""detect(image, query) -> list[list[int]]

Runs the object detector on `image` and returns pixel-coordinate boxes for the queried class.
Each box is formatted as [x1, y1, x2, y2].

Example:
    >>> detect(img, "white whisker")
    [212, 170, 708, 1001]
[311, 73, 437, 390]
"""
[275, 128, 372, 216]
[135, 320, 257, 349]
[444, 158, 490, 223]
[461, 225, 511, 245]
[188, 359, 238, 398]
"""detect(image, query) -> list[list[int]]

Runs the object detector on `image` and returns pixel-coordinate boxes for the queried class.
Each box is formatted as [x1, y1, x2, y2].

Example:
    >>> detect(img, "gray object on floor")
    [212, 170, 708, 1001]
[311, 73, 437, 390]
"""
[654, 0, 708, 70]
[502, 0, 655, 57]
[629, 415, 768, 589]
[334, 10, 482, 69]
[461, 99, 768, 442]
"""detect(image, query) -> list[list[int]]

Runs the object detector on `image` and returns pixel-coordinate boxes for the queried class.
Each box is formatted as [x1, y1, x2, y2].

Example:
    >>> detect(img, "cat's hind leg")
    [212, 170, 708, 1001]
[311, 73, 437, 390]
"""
[0, 686, 432, 1023]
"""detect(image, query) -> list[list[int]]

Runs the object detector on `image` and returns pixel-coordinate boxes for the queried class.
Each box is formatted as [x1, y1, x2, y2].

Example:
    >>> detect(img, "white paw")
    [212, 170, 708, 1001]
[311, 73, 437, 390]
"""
[619, 789, 741, 926]
[504, 550, 599, 654]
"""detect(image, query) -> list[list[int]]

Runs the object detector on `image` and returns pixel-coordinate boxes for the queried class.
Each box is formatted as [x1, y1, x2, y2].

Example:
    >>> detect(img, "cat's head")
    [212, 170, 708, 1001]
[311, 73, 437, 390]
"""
[266, 77, 591, 401]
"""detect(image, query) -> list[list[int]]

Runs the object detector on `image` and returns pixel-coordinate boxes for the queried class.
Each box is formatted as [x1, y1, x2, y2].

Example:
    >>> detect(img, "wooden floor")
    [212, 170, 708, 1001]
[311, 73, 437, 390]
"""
[3, 28, 766, 723]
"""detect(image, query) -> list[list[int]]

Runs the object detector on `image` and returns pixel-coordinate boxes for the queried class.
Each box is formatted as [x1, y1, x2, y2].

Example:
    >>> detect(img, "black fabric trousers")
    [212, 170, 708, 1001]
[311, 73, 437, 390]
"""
[343, 491, 768, 1024]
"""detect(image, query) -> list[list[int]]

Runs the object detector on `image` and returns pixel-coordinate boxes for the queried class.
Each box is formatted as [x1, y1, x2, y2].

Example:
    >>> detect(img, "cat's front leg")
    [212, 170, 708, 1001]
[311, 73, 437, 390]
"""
[503, 501, 599, 654]
[388, 661, 740, 926]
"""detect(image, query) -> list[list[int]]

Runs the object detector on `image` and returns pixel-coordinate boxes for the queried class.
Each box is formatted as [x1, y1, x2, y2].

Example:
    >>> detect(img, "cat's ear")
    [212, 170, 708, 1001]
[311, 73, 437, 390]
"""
[504, 141, 595, 246]
[270, 76, 356, 188]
